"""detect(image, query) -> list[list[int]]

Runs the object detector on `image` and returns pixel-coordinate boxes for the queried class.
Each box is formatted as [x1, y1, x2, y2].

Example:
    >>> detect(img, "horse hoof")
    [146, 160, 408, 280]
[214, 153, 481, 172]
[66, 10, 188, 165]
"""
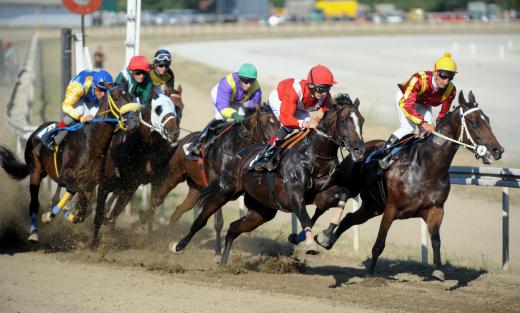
[314, 232, 334, 250]
[432, 269, 445, 282]
[214, 254, 222, 264]
[304, 241, 320, 255]
[41, 212, 54, 224]
[28, 231, 39, 242]
[168, 241, 183, 254]
[138, 210, 150, 224]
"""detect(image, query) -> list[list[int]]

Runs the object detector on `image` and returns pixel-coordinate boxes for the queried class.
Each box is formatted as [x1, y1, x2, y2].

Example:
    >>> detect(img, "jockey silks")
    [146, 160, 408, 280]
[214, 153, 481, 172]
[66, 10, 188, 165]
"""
[62, 70, 100, 120]
[398, 71, 456, 125]
[213, 72, 261, 119]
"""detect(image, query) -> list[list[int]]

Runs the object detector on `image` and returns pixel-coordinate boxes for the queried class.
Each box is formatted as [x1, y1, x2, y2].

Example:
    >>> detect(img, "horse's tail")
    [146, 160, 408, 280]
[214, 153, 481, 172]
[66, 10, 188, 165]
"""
[0, 145, 29, 180]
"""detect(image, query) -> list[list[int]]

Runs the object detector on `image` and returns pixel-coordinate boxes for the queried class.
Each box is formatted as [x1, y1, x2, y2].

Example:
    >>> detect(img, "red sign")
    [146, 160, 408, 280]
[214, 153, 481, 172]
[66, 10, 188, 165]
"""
[63, 0, 102, 15]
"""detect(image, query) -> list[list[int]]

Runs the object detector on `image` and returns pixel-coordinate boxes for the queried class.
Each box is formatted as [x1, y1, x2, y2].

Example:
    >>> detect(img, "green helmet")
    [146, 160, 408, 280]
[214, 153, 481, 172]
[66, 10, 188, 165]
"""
[238, 63, 257, 79]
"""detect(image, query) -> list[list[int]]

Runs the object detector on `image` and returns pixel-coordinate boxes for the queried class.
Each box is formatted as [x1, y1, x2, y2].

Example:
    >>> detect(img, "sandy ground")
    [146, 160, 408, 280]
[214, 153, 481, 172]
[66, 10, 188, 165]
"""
[0, 28, 519, 313]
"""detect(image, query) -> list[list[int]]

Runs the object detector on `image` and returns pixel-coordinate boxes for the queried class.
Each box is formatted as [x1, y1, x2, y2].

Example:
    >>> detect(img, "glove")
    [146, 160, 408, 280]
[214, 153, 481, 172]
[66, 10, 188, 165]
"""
[231, 112, 244, 122]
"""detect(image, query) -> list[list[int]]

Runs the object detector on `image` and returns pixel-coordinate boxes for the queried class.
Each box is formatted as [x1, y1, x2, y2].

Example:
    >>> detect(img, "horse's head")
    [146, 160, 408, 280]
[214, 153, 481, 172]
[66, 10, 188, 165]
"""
[170, 84, 184, 116]
[146, 94, 180, 143]
[451, 90, 504, 164]
[243, 104, 280, 143]
[317, 93, 365, 162]
[100, 84, 141, 131]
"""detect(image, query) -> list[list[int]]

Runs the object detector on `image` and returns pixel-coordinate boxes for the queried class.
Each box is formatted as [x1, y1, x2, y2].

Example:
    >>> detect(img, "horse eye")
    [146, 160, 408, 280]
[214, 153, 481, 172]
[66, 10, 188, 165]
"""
[470, 120, 478, 127]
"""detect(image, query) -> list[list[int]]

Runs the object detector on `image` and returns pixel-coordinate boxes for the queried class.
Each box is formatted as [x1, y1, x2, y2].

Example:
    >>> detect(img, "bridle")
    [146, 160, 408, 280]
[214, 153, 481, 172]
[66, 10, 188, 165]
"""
[432, 106, 488, 157]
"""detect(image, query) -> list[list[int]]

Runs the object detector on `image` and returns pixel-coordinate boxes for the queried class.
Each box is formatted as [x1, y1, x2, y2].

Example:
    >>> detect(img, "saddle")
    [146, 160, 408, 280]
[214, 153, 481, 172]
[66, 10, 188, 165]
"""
[183, 120, 235, 161]
[365, 134, 423, 165]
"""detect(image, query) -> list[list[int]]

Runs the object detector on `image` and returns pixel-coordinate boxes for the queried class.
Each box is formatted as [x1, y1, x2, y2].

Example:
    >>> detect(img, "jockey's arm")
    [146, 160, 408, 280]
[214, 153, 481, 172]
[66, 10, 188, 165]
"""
[437, 86, 456, 122]
[279, 89, 301, 129]
[141, 79, 153, 107]
[399, 76, 424, 125]
[215, 80, 237, 119]
[61, 81, 84, 120]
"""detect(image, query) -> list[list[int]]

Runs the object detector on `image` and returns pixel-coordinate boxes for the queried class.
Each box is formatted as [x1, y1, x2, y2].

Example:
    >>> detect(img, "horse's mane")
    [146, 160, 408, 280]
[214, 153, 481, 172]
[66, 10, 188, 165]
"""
[242, 103, 274, 117]
[333, 93, 355, 107]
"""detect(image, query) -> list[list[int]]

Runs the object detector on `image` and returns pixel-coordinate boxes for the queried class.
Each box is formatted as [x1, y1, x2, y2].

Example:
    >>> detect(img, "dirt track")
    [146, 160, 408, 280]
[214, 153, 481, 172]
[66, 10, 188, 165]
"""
[1, 29, 519, 312]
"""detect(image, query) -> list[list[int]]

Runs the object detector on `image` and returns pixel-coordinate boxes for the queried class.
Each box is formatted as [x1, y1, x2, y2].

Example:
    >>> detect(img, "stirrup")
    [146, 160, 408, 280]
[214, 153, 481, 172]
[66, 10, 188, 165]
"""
[378, 154, 392, 170]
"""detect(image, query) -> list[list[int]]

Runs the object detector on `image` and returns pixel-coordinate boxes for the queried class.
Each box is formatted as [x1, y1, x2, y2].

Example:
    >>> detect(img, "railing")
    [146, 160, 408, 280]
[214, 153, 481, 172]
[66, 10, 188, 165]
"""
[6, 34, 39, 154]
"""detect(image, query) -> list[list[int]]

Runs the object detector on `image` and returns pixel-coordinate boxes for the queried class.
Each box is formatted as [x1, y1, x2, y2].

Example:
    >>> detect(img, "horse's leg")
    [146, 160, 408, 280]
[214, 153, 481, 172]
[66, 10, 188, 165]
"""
[289, 187, 348, 245]
[28, 173, 42, 242]
[105, 189, 136, 229]
[142, 169, 185, 224]
[91, 184, 110, 249]
[220, 196, 277, 266]
[287, 186, 319, 254]
[315, 201, 377, 250]
[367, 204, 396, 276]
[66, 192, 90, 223]
[214, 208, 224, 257]
[50, 185, 61, 208]
[422, 206, 445, 281]
[168, 187, 199, 229]
[170, 188, 235, 254]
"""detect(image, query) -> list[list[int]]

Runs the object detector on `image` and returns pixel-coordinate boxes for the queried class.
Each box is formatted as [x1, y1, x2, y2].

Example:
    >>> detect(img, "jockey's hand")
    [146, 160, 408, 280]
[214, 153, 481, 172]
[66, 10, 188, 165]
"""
[80, 115, 94, 123]
[419, 121, 435, 133]
[231, 112, 244, 123]
[302, 120, 318, 129]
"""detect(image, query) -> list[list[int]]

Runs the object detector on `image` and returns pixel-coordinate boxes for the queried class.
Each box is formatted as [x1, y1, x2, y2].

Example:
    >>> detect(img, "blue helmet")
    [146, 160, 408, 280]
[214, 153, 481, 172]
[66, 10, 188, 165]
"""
[92, 70, 113, 90]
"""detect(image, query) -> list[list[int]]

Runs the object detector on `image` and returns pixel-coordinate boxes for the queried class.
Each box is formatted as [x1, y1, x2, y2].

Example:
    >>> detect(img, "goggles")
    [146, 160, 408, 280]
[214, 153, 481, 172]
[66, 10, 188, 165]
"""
[438, 71, 455, 80]
[154, 53, 171, 63]
[239, 76, 256, 85]
[313, 85, 331, 94]
[156, 63, 169, 68]
[133, 70, 147, 76]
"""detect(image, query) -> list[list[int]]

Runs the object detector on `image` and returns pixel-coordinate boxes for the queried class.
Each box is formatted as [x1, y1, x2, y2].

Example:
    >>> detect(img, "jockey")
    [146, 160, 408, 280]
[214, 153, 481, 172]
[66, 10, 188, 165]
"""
[252, 64, 336, 171]
[150, 49, 182, 123]
[184, 63, 262, 157]
[150, 49, 175, 94]
[115, 55, 153, 107]
[378, 52, 457, 169]
[40, 69, 113, 148]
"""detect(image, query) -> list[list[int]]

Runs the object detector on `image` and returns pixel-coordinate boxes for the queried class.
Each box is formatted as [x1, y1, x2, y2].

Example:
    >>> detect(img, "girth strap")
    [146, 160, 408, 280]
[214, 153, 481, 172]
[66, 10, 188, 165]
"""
[267, 172, 283, 210]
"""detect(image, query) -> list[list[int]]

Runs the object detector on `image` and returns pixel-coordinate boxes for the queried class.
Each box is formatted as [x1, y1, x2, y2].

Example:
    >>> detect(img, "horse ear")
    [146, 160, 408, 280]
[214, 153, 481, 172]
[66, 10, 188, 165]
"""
[176, 84, 182, 94]
[254, 103, 261, 112]
[353, 98, 360, 109]
[458, 90, 466, 106]
[468, 90, 476, 105]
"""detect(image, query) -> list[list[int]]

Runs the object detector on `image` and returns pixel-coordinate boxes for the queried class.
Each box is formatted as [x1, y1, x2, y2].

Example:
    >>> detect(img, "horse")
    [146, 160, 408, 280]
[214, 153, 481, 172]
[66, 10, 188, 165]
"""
[169, 94, 366, 266]
[89, 92, 181, 247]
[314, 90, 504, 281]
[105, 104, 280, 257]
[0, 85, 141, 242]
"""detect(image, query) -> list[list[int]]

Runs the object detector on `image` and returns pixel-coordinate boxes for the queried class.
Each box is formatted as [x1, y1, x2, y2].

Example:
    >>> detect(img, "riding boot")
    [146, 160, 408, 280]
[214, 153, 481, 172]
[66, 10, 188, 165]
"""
[378, 134, 399, 170]
[186, 127, 210, 156]
[252, 136, 281, 172]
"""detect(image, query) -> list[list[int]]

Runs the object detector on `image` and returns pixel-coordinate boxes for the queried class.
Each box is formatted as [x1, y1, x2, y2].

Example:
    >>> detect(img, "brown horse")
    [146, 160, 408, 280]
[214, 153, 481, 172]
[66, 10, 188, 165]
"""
[0, 85, 140, 242]
[89, 92, 181, 247]
[104, 104, 280, 256]
[315, 91, 504, 281]
[170, 94, 366, 265]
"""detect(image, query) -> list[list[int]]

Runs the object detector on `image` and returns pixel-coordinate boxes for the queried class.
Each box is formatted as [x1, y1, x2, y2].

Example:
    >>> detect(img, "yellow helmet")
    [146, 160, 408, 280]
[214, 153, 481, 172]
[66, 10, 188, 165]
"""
[433, 52, 457, 73]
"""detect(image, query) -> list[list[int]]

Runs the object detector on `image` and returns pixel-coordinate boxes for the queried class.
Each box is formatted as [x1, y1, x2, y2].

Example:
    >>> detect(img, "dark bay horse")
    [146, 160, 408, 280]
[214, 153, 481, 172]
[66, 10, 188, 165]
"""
[315, 91, 504, 281]
[90, 93, 181, 247]
[0, 85, 141, 242]
[170, 94, 366, 265]
[106, 104, 280, 257]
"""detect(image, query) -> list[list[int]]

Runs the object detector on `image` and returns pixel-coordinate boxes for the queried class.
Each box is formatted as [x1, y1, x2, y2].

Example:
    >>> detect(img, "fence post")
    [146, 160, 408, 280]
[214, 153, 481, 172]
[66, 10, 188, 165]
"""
[502, 187, 509, 270]
[421, 220, 428, 265]
[352, 196, 360, 252]
[61, 28, 71, 117]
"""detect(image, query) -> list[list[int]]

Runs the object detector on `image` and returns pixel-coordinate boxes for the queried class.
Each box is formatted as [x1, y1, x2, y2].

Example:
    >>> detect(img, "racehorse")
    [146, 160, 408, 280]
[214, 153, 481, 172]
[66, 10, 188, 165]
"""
[90, 92, 180, 247]
[314, 91, 504, 281]
[106, 104, 280, 257]
[170, 94, 366, 265]
[0, 85, 141, 242]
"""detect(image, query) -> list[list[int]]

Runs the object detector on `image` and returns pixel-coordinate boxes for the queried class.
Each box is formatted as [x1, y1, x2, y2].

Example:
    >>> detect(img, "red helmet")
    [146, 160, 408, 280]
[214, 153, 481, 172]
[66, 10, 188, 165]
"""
[128, 55, 150, 72]
[307, 65, 337, 86]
